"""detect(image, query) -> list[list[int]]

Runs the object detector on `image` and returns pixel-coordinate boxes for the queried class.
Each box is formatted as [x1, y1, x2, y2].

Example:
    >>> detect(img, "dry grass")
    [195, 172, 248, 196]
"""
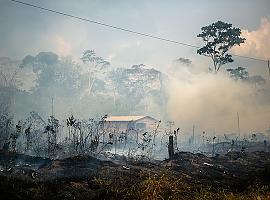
[95, 169, 270, 200]
[1, 171, 270, 200]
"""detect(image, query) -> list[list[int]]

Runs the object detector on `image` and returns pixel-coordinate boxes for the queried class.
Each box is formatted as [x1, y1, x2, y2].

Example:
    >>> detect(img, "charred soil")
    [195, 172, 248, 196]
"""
[0, 150, 270, 199]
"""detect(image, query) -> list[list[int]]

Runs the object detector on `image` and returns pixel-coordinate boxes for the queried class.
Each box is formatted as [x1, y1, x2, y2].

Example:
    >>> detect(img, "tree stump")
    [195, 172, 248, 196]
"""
[168, 135, 174, 160]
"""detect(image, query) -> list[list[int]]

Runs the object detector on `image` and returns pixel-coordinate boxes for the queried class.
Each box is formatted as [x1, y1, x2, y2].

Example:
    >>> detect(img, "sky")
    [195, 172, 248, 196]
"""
[0, 0, 269, 70]
[1, 0, 270, 135]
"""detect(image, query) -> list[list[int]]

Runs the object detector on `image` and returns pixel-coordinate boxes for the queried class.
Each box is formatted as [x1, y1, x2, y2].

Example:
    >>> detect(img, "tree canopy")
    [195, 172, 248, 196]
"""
[227, 67, 249, 80]
[197, 21, 245, 73]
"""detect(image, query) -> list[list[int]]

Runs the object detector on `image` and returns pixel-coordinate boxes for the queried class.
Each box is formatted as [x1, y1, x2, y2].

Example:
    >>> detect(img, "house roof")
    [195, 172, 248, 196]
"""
[105, 115, 157, 122]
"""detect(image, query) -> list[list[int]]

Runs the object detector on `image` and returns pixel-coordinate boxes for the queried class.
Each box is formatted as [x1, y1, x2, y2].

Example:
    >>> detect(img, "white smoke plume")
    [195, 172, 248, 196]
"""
[233, 17, 270, 59]
[166, 63, 270, 136]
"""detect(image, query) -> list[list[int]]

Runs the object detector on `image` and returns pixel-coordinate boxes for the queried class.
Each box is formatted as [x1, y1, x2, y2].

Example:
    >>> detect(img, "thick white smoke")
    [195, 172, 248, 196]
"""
[232, 17, 270, 59]
[166, 63, 270, 136]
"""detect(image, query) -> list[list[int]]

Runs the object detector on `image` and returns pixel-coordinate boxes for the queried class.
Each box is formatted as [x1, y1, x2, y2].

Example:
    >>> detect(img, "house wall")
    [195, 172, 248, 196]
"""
[103, 121, 130, 133]
[136, 117, 158, 130]
[103, 117, 158, 134]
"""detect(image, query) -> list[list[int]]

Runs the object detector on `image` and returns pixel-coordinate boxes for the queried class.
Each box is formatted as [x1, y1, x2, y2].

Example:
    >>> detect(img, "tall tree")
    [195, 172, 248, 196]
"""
[197, 21, 245, 73]
[108, 64, 165, 114]
[81, 50, 110, 96]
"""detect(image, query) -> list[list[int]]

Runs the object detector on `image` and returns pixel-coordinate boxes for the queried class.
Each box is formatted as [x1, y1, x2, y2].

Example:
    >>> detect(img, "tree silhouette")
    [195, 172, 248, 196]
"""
[227, 67, 249, 80]
[81, 50, 110, 96]
[197, 21, 245, 73]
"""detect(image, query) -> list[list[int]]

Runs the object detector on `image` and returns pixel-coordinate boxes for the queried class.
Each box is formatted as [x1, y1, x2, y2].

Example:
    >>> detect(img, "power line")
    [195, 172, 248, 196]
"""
[10, 0, 198, 48]
[9, 0, 269, 63]
[231, 54, 267, 62]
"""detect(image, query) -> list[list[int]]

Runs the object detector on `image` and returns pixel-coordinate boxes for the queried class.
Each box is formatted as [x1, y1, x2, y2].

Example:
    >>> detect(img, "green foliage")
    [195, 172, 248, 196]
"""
[197, 21, 245, 72]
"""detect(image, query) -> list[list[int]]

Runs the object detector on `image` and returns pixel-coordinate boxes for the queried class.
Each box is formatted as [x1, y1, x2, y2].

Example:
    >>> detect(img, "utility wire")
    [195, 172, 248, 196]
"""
[231, 54, 267, 62]
[9, 0, 198, 48]
[9, 0, 269, 63]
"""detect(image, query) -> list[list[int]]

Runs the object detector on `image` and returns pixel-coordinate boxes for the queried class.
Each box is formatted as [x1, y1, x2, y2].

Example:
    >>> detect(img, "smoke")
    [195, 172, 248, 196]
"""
[54, 36, 72, 57]
[166, 18, 270, 136]
[232, 17, 270, 58]
[166, 62, 270, 136]
[2, 50, 270, 138]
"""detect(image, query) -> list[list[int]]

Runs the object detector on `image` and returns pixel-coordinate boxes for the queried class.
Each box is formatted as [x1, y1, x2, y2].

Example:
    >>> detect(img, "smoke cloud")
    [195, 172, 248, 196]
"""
[54, 36, 73, 57]
[232, 17, 270, 58]
[166, 63, 270, 136]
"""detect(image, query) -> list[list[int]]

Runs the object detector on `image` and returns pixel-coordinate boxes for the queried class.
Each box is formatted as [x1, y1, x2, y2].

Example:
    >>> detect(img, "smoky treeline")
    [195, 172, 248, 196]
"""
[1, 49, 270, 159]
[0, 51, 167, 120]
[0, 51, 169, 159]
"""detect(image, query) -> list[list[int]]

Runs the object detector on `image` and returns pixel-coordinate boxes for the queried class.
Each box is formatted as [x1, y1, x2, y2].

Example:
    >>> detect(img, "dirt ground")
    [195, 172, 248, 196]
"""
[0, 150, 270, 199]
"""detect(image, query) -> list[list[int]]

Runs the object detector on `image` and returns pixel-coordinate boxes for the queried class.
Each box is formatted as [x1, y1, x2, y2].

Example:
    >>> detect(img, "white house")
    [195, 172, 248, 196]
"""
[103, 115, 159, 133]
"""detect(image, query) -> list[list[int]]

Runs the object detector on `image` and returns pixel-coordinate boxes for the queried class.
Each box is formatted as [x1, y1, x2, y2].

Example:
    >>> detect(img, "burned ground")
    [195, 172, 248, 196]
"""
[0, 150, 270, 199]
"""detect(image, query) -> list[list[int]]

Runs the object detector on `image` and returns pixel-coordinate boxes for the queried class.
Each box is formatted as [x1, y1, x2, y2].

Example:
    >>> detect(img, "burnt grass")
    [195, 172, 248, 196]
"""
[1, 151, 270, 199]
